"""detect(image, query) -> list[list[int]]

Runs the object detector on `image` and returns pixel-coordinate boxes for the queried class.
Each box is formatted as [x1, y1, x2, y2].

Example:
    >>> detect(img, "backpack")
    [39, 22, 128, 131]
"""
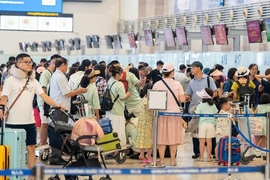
[235, 79, 254, 102]
[101, 81, 119, 111]
[70, 84, 82, 115]
[119, 71, 128, 92]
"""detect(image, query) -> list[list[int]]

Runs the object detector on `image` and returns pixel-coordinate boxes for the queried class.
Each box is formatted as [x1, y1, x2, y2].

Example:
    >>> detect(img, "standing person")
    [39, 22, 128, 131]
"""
[106, 66, 131, 146]
[223, 68, 237, 98]
[186, 61, 217, 159]
[136, 83, 154, 163]
[146, 60, 164, 85]
[68, 59, 92, 90]
[213, 64, 226, 89]
[49, 57, 88, 165]
[248, 64, 263, 108]
[37, 55, 59, 146]
[231, 66, 255, 103]
[214, 98, 233, 161]
[253, 93, 270, 148]
[195, 88, 218, 162]
[174, 64, 187, 88]
[0, 53, 66, 170]
[79, 69, 100, 119]
[2, 56, 15, 83]
[153, 62, 186, 166]
[110, 61, 142, 120]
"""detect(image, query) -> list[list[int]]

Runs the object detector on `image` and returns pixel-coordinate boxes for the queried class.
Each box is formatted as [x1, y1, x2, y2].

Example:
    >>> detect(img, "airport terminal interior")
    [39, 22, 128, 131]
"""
[1, 0, 270, 180]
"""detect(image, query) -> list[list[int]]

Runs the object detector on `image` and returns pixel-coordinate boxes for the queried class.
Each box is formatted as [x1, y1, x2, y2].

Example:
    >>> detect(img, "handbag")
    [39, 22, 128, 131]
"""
[5, 77, 29, 121]
[162, 79, 183, 113]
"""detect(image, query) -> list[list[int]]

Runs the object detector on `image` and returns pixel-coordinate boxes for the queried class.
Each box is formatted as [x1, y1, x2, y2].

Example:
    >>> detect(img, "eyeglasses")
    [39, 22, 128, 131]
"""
[20, 61, 33, 65]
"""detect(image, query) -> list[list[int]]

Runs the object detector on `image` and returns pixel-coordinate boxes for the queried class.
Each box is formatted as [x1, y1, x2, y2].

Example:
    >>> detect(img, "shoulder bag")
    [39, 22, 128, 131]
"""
[162, 79, 183, 113]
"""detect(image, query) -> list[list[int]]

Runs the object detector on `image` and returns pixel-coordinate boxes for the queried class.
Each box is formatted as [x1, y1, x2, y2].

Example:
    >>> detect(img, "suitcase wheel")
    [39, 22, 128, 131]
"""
[218, 161, 221, 165]
[39, 149, 50, 164]
[48, 176, 60, 180]
[237, 162, 240, 166]
[115, 151, 127, 164]
[116, 143, 121, 149]
[113, 132, 118, 138]
[100, 177, 112, 180]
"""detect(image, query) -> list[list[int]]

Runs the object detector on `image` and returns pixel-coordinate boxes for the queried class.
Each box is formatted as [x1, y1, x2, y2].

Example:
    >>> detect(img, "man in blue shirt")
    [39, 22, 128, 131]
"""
[186, 61, 217, 159]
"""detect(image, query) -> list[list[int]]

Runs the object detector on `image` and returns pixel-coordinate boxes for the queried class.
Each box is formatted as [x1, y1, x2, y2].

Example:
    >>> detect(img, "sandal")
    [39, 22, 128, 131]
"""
[196, 157, 204, 162]
[206, 158, 213, 162]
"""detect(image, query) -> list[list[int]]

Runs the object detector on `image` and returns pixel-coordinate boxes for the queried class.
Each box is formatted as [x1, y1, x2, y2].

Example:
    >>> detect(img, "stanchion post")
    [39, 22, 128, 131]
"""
[33, 164, 45, 180]
[144, 110, 165, 168]
[265, 112, 270, 180]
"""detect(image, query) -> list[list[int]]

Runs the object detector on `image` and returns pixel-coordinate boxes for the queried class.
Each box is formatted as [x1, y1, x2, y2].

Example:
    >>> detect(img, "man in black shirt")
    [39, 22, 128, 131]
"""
[146, 60, 164, 84]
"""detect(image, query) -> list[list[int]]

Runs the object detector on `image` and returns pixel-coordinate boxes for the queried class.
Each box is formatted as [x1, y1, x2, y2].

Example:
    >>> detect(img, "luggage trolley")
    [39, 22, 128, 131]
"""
[233, 95, 256, 165]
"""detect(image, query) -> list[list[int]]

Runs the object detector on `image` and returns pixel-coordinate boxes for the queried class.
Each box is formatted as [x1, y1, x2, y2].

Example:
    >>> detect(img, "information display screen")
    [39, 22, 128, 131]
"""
[164, 28, 175, 47]
[175, 27, 188, 46]
[246, 20, 262, 43]
[200, 25, 214, 45]
[0, 0, 63, 13]
[144, 29, 154, 47]
[264, 19, 270, 42]
[127, 32, 137, 48]
[0, 15, 19, 30]
[214, 24, 228, 45]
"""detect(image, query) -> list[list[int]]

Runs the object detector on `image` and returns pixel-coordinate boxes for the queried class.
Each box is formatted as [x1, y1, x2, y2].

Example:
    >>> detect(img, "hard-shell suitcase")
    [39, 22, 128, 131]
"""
[3, 128, 26, 180]
[98, 118, 113, 134]
[0, 119, 10, 180]
[97, 131, 121, 152]
[218, 136, 241, 166]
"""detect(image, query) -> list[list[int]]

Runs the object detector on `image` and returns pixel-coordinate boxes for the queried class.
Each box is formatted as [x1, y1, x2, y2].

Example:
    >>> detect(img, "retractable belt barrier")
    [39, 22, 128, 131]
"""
[158, 112, 266, 118]
[0, 166, 265, 176]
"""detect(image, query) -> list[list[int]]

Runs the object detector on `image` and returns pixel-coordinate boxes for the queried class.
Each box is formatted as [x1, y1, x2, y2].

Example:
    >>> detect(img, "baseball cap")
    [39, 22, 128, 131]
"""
[162, 62, 175, 72]
[190, 61, 203, 69]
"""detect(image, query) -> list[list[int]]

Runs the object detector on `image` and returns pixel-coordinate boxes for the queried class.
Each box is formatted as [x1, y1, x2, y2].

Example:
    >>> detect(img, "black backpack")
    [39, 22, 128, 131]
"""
[235, 79, 254, 102]
[101, 81, 119, 111]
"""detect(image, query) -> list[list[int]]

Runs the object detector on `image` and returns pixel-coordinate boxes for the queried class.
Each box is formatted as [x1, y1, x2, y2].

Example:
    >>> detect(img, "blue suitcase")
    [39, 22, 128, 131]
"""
[2, 128, 26, 180]
[218, 136, 241, 166]
[98, 118, 113, 134]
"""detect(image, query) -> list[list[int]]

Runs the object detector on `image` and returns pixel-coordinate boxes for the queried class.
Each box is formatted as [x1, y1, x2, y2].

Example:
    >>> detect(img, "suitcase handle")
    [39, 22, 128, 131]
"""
[0, 104, 5, 145]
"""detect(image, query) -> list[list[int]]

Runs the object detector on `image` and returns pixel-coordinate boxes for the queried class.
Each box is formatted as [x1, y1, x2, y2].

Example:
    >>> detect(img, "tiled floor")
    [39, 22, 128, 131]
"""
[40, 133, 267, 180]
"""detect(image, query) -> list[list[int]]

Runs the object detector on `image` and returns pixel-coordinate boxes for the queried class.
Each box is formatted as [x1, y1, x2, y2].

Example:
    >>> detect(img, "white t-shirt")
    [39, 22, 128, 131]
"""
[2, 76, 44, 125]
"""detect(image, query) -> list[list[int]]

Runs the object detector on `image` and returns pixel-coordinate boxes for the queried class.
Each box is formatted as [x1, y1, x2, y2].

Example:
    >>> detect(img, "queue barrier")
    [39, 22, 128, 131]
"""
[0, 166, 265, 176]
[158, 112, 266, 118]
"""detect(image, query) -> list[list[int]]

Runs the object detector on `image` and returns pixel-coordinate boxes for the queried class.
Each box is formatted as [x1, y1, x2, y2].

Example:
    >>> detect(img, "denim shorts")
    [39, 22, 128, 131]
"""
[6, 123, 36, 146]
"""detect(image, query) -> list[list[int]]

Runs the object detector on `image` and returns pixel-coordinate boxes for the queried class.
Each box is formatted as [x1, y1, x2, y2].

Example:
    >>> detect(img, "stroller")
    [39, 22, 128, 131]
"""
[45, 107, 111, 180]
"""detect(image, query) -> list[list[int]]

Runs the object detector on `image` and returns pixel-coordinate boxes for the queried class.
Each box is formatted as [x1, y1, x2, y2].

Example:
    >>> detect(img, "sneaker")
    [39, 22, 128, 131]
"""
[192, 154, 200, 159]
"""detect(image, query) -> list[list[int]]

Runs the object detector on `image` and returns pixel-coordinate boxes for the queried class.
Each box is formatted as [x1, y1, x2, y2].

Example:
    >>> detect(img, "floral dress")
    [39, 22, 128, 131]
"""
[135, 97, 154, 149]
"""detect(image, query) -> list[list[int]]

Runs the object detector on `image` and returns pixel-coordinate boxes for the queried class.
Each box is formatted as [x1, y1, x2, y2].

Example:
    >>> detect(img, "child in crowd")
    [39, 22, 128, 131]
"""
[136, 83, 154, 163]
[253, 93, 270, 148]
[195, 88, 218, 162]
[215, 98, 231, 161]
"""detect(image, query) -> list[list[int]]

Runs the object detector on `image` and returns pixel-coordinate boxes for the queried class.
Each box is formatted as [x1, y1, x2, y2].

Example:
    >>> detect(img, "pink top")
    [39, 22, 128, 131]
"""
[153, 78, 184, 112]
[71, 117, 104, 145]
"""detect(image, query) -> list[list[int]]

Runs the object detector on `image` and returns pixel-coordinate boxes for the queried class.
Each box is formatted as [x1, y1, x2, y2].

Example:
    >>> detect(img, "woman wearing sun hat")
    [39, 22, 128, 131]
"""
[152, 62, 186, 166]
[231, 66, 256, 102]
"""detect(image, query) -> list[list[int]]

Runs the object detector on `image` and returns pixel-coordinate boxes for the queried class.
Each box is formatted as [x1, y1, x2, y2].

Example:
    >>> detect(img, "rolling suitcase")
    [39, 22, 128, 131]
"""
[218, 136, 241, 166]
[0, 119, 10, 180]
[3, 128, 26, 180]
[97, 131, 121, 152]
